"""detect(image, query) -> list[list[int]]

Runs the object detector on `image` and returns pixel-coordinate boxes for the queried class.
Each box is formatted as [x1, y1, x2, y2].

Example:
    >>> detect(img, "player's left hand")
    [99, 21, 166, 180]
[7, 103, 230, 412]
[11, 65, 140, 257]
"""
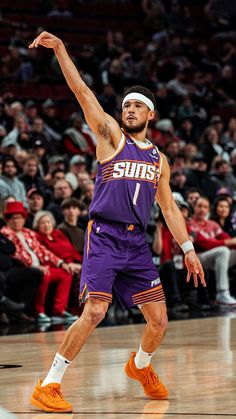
[184, 250, 206, 288]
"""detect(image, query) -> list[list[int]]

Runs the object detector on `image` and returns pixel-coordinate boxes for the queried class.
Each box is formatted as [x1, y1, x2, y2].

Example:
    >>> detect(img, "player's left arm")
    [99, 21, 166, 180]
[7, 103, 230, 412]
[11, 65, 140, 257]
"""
[155, 153, 206, 288]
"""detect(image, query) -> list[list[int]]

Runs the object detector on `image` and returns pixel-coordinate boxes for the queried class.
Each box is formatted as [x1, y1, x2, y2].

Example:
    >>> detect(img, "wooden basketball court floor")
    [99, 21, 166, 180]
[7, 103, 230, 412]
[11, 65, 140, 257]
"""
[0, 315, 236, 419]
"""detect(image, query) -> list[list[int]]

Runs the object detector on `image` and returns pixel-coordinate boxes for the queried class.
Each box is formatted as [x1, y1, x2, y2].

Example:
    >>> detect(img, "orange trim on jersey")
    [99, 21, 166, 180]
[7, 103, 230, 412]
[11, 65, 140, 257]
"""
[89, 291, 112, 303]
[99, 134, 126, 165]
[86, 220, 94, 256]
[133, 284, 163, 298]
[133, 293, 165, 304]
[133, 288, 165, 305]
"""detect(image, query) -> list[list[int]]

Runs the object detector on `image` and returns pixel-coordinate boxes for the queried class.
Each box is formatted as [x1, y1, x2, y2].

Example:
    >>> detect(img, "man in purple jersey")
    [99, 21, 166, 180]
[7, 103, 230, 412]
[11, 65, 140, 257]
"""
[29, 32, 206, 413]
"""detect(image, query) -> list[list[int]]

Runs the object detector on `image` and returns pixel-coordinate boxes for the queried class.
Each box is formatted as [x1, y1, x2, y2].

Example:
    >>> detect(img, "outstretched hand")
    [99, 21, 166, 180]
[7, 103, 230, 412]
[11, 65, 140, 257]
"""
[184, 250, 206, 288]
[29, 31, 62, 50]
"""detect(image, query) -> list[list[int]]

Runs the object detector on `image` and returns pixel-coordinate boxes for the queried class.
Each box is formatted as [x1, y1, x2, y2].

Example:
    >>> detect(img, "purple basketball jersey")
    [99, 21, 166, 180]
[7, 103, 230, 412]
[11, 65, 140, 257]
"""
[90, 132, 161, 230]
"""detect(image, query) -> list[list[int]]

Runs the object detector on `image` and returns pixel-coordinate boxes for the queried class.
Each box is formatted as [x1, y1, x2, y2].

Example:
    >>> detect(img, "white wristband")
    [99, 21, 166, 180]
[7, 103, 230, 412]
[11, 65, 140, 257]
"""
[181, 240, 194, 254]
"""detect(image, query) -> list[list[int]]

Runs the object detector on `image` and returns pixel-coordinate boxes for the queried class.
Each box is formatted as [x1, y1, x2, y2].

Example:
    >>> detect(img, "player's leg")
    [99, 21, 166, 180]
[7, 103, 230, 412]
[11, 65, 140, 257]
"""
[125, 301, 168, 399]
[58, 297, 109, 360]
[31, 297, 109, 412]
[139, 301, 168, 354]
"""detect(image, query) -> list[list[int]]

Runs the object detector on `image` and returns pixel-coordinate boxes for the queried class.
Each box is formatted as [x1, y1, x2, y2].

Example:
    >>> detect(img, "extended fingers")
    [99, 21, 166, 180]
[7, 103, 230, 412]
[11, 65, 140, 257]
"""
[29, 31, 48, 48]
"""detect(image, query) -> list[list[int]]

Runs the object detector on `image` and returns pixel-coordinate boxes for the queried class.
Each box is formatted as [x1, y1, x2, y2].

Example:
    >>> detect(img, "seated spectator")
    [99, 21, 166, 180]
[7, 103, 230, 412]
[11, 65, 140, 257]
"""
[47, 180, 73, 224]
[155, 119, 180, 150]
[0, 231, 42, 323]
[63, 114, 95, 156]
[153, 201, 210, 310]
[185, 187, 202, 214]
[25, 188, 45, 229]
[65, 155, 87, 190]
[1, 202, 76, 323]
[200, 126, 230, 169]
[44, 156, 66, 187]
[33, 210, 82, 268]
[0, 157, 28, 208]
[170, 170, 187, 197]
[210, 196, 236, 237]
[31, 137, 47, 178]
[58, 198, 85, 253]
[187, 197, 236, 306]
[33, 210, 82, 318]
[185, 153, 217, 201]
[73, 172, 92, 200]
[210, 159, 236, 195]
[19, 154, 52, 205]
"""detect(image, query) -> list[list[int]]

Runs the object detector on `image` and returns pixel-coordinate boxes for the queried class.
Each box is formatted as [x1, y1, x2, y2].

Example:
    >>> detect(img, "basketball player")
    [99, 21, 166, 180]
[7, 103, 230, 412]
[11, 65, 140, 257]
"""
[29, 32, 206, 412]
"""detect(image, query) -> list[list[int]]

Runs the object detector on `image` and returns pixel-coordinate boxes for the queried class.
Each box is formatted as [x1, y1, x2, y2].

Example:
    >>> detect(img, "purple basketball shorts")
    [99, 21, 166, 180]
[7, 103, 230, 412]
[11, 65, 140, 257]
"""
[79, 219, 165, 309]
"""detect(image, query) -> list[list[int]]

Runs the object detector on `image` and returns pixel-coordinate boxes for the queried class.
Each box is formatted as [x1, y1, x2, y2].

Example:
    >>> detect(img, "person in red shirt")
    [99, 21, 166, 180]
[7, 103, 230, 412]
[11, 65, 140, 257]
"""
[33, 210, 82, 322]
[187, 196, 236, 305]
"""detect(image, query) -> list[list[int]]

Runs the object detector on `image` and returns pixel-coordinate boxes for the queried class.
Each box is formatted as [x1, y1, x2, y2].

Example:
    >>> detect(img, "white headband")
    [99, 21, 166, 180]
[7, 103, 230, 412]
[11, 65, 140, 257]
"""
[122, 93, 155, 111]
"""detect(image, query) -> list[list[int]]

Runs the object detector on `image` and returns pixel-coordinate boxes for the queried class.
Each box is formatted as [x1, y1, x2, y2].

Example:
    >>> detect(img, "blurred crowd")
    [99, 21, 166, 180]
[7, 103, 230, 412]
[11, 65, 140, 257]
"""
[1, 0, 236, 327]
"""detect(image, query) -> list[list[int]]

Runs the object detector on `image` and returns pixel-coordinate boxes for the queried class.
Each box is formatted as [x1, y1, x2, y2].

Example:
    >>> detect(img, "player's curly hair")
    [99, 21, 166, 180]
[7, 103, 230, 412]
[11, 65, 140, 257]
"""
[122, 85, 157, 110]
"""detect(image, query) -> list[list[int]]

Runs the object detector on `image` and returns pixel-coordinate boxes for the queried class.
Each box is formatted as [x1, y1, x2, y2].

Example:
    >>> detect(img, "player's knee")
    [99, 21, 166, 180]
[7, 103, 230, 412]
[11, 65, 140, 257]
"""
[148, 312, 168, 333]
[86, 303, 107, 326]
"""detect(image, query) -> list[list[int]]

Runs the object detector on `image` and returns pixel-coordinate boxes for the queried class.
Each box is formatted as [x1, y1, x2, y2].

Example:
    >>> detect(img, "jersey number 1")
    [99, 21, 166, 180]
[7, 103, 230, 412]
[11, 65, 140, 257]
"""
[133, 182, 141, 206]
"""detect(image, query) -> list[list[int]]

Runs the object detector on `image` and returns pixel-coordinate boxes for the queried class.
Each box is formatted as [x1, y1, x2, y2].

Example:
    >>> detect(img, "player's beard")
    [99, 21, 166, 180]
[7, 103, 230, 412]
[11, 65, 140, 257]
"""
[122, 120, 146, 133]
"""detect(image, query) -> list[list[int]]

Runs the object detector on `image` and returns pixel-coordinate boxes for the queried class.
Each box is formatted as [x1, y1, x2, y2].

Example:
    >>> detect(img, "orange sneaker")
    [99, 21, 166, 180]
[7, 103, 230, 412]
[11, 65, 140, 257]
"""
[31, 380, 73, 412]
[124, 352, 168, 400]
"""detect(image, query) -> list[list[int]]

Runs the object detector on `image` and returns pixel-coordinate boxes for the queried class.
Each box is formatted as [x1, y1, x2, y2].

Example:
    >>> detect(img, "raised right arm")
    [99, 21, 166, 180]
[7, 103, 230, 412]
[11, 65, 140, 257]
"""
[29, 32, 122, 160]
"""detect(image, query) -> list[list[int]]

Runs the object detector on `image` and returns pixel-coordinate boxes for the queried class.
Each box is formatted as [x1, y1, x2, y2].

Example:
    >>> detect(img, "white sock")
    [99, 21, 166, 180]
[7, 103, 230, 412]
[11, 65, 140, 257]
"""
[41, 353, 71, 386]
[134, 345, 154, 369]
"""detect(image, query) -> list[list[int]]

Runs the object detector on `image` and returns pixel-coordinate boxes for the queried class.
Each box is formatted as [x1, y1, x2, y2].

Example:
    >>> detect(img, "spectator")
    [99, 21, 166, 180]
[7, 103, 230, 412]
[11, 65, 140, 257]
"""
[19, 154, 52, 204]
[185, 153, 217, 201]
[24, 100, 39, 126]
[51, 169, 66, 186]
[221, 117, 236, 154]
[0, 157, 28, 208]
[73, 172, 92, 199]
[58, 198, 85, 253]
[33, 210, 82, 321]
[25, 188, 45, 229]
[41, 99, 62, 143]
[63, 114, 95, 157]
[210, 159, 236, 195]
[31, 138, 48, 178]
[187, 197, 236, 305]
[185, 187, 202, 213]
[200, 126, 229, 169]
[1, 201, 76, 323]
[170, 170, 187, 197]
[47, 180, 73, 224]
[65, 155, 87, 190]
[210, 196, 236, 237]
[0, 231, 42, 323]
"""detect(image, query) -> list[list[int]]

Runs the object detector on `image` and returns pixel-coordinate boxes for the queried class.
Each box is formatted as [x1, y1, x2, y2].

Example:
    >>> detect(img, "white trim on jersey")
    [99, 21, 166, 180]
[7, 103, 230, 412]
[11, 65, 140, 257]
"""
[99, 133, 125, 164]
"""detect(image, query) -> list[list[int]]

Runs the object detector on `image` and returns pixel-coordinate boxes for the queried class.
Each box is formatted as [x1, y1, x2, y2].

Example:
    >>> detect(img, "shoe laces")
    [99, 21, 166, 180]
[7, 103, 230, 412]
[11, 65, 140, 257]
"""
[46, 385, 64, 401]
[143, 365, 160, 388]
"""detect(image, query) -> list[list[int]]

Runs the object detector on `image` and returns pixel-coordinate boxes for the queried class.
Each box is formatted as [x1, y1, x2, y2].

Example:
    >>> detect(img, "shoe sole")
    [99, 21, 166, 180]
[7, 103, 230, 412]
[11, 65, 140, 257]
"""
[124, 362, 168, 400]
[31, 395, 73, 412]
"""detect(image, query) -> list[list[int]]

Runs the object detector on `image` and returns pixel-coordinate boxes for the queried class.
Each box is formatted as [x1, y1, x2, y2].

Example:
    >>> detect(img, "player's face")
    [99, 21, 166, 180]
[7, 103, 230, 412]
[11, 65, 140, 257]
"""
[121, 100, 155, 134]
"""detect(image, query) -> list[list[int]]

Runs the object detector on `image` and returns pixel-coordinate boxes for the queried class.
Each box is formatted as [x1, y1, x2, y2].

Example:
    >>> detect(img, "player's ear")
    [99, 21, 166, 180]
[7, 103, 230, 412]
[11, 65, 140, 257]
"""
[147, 110, 156, 121]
